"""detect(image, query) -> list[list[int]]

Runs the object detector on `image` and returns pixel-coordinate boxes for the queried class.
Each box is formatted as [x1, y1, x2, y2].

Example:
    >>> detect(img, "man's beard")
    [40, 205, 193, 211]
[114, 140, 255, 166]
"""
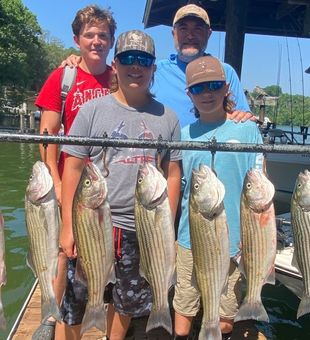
[177, 47, 204, 63]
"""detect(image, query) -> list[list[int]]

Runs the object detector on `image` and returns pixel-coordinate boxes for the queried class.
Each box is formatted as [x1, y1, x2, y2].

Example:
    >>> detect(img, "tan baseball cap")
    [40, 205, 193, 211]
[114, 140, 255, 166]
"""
[173, 4, 210, 27]
[186, 56, 225, 88]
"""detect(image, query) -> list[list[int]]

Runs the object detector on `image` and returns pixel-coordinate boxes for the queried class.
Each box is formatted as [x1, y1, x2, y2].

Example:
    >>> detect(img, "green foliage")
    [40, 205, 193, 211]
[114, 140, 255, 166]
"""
[0, 0, 79, 110]
[263, 85, 282, 97]
[250, 85, 310, 126]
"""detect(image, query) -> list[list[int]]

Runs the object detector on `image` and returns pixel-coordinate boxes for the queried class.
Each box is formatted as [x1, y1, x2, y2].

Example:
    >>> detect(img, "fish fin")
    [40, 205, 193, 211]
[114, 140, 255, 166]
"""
[0, 303, 6, 330]
[234, 298, 269, 323]
[170, 270, 177, 287]
[80, 302, 107, 335]
[238, 256, 246, 279]
[146, 304, 172, 335]
[265, 265, 275, 285]
[107, 264, 116, 285]
[26, 252, 36, 277]
[0, 265, 7, 286]
[41, 297, 61, 322]
[74, 259, 87, 286]
[297, 295, 310, 319]
[198, 321, 221, 340]
[139, 266, 147, 280]
[291, 250, 300, 271]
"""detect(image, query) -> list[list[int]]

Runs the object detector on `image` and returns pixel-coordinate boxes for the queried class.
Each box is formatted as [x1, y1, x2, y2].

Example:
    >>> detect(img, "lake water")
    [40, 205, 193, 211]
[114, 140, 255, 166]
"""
[1, 120, 310, 339]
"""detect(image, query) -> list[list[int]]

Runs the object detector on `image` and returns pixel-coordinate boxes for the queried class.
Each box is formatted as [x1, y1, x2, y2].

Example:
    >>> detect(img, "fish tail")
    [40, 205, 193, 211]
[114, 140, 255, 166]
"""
[235, 299, 269, 323]
[41, 297, 61, 322]
[146, 305, 172, 335]
[198, 321, 221, 340]
[0, 307, 6, 330]
[297, 295, 310, 319]
[80, 302, 107, 335]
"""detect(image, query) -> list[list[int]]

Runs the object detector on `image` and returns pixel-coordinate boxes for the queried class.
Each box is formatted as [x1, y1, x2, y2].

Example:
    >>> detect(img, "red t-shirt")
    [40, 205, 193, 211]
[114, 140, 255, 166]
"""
[35, 66, 113, 175]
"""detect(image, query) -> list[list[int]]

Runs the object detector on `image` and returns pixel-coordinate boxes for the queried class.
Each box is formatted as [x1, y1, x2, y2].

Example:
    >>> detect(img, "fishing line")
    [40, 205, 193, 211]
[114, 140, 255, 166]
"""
[285, 37, 294, 139]
[296, 38, 306, 136]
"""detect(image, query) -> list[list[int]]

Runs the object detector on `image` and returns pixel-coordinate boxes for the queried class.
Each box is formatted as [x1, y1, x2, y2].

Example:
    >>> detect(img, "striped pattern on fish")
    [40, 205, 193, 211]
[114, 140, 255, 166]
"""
[189, 164, 230, 340]
[73, 162, 115, 335]
[135, 163, 175, 335]
[235, 169, 276, 323]
[0, 213, 6, 329]
[291, 169, 310, 319]
[25, 161, 61, 323]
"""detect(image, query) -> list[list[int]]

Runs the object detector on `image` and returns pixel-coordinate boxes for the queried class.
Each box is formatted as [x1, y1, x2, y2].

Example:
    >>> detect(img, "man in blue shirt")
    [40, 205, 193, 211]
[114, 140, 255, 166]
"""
[152, 4, 252, 128]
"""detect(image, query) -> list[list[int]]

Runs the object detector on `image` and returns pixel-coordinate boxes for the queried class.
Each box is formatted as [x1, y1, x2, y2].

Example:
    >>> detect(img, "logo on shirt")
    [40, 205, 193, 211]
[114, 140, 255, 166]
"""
[109, 120, 156, 165]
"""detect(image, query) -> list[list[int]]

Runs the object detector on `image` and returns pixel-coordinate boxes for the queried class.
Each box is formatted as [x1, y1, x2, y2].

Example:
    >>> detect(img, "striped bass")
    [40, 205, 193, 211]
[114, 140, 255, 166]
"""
[73, 162, 115, 335]
[135, 162, 175, 335]
[291, 169, 310, 319]
[235, 169, 276, 323]
[0, 212, 6, 329]
[25, 161, 61, 322]
[189, 164, 230, 340]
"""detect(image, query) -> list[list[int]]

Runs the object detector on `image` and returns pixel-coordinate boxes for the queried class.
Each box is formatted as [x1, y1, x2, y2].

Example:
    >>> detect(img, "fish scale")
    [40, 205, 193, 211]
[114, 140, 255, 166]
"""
[189, 164, 230, 340]
[25, 161, 61, 323]
[135, 162, 175, 335]
[291, 169, 310, 319]
[235, 168, 276, 323]
[73, 162, 115, 335]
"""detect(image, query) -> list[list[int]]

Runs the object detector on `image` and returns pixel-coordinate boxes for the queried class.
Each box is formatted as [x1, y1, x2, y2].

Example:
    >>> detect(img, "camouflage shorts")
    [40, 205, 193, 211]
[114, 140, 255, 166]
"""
[60, 258, 88, 325]
[61, 227, 152, 325]
[106, 227, 152, 317]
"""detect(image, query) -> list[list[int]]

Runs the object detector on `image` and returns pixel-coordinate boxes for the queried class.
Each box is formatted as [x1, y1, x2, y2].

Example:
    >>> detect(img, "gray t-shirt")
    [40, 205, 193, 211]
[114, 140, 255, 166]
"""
[63, 94, 181, 231]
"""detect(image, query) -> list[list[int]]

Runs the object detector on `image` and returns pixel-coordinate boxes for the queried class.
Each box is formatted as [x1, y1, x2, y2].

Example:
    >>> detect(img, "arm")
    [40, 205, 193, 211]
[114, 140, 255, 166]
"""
[162, 160, 181, 221]
[39, 110, 62, 203]
[60, 155, 85, 258]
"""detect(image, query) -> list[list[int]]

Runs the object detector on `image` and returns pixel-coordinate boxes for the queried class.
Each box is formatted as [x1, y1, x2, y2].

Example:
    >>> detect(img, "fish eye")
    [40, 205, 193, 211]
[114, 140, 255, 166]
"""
[194, 183, 199, 190]
[138, 177, 143, 184]
[246, 183, 251, 189]
[84, 179, 91, 187]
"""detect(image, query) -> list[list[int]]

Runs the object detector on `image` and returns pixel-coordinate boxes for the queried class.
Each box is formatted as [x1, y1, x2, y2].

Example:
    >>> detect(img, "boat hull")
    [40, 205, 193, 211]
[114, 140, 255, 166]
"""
[266, 153, 310, 214]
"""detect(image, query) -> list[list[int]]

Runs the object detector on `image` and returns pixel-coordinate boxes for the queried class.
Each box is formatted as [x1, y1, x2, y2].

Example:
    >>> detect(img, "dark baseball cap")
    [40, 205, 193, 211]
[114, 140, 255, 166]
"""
[114, 30, 155, 58]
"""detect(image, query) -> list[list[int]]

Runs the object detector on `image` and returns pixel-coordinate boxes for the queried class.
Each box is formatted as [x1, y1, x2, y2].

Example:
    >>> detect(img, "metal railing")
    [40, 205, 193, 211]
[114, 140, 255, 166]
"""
[1, 131, 310, 154]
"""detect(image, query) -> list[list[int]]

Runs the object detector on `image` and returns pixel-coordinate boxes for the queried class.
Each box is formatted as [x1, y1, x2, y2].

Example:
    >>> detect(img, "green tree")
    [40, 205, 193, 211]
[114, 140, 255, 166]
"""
[0, 0, 42, 88]
[263, 85, 282, 97]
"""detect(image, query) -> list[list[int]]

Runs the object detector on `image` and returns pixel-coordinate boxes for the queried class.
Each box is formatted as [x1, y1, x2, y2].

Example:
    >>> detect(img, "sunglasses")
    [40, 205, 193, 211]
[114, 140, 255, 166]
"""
[188, 81, 226, 95]
[117, 53, 155, 67]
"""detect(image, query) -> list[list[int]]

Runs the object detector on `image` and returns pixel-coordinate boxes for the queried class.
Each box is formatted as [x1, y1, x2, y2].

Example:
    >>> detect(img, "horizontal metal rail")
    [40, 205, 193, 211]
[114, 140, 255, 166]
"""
[1, 131, 310, 154]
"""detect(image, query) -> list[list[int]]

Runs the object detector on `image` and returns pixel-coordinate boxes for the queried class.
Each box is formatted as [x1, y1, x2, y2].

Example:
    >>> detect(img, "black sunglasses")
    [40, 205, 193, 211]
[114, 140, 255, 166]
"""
[188, 81, 226, 95]
[117, 53, 155, 67]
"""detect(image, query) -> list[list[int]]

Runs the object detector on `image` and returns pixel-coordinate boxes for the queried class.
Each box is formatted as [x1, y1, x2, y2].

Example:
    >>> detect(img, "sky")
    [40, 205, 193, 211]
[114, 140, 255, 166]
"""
[21, 0, 310, 96]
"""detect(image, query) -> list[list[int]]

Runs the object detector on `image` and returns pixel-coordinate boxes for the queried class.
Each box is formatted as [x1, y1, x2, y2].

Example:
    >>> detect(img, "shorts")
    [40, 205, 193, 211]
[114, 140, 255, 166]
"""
[105, 227, 152, 317]
[61, 227, 152, 325]
[173, 244, 243, 320]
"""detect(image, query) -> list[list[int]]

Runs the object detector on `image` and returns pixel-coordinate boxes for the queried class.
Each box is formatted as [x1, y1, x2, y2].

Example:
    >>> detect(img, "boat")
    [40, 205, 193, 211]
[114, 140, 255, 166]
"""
[274, 214, 304, 299]
[262, 125, 310, 214]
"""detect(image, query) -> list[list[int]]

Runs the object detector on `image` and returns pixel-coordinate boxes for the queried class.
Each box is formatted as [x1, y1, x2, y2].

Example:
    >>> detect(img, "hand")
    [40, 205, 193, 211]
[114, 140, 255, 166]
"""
[59, 54, 81, 68]
[59, 225, 77, 258]
[227, 110, 257, 123]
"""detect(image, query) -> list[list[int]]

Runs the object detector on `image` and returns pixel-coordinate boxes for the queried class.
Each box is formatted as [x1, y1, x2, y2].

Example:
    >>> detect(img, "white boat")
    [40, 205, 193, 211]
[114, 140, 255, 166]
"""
[275, 246, 303, 299]
[263, 127, 310, 214]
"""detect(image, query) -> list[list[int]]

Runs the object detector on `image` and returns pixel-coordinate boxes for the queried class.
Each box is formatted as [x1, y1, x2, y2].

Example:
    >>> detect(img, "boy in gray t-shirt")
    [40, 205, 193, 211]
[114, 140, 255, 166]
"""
[60, 30, 181, 339]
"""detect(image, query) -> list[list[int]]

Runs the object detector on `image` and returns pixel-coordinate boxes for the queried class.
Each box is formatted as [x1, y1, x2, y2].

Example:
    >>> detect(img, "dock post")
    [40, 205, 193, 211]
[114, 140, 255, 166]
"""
[19, 111, 24, 132]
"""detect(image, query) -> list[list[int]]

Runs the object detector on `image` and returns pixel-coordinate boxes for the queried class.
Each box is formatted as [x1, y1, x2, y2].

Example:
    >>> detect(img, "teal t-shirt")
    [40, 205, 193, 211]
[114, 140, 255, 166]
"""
[178, 119, 263, 257]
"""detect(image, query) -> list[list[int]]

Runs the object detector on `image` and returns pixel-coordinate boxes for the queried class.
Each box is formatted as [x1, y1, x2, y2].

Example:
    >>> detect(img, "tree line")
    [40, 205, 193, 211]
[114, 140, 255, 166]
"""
[0, 0, 78, 110]
[0, 0, 309, 127]
[250, 85, 310, 127]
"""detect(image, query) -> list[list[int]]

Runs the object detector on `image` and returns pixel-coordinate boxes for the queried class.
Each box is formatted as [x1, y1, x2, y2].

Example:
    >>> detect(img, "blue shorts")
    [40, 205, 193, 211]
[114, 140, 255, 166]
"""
[61, 228, 152, 325]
